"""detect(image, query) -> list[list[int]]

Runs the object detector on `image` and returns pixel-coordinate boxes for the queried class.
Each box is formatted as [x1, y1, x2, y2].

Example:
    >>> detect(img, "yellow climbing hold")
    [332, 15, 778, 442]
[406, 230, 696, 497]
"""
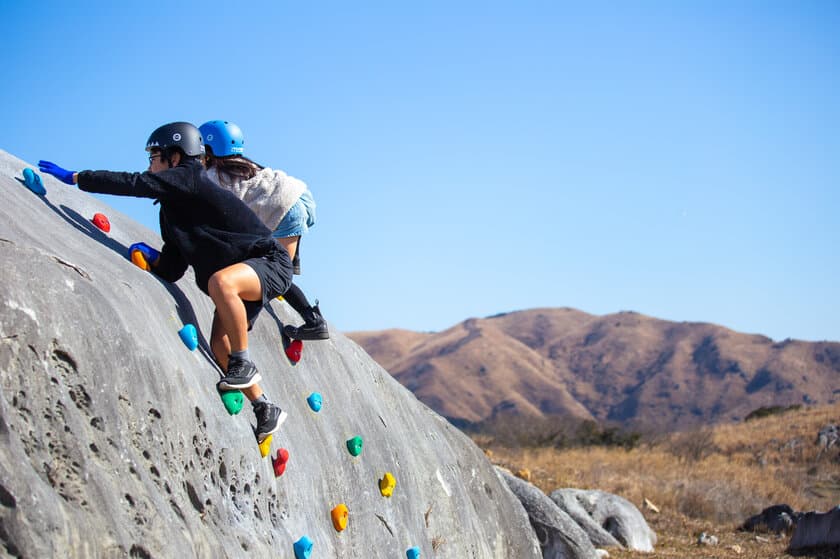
[259, 434, 273, 458]
[331, 503, 349, 532]
[379, 472, 396, 497]
[276, 295, 285, 301]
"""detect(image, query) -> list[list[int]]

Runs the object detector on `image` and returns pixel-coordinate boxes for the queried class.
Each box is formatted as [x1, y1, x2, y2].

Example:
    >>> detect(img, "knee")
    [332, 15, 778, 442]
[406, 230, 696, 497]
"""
[207, 270, 234, 299]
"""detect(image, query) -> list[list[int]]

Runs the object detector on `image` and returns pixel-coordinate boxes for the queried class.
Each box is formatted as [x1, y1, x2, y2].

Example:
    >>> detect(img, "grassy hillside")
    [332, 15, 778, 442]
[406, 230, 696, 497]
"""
[478, 402, 840, 558]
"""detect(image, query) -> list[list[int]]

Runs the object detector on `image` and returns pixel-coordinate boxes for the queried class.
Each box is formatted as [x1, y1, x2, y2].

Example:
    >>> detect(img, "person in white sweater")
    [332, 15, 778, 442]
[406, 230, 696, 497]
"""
[199, 120, 328, 341]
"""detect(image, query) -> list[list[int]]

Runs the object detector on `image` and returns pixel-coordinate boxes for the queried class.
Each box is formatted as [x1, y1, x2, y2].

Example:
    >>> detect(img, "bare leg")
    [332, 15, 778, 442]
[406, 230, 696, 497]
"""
[208, 263, 265, 401]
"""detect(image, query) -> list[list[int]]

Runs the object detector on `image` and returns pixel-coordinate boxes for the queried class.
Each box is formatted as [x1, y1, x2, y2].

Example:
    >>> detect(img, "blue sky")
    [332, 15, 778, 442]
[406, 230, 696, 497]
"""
[3, 1, 838, 341]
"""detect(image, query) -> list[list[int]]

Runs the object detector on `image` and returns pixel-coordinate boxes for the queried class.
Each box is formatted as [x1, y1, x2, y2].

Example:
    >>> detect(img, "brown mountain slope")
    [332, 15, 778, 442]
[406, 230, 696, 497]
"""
[348, 308, 840, 431]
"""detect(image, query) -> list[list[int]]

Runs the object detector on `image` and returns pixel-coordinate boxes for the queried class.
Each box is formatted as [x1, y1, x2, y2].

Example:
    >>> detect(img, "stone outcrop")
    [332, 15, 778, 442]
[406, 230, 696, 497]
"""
[498, 468, 599, 559]
[0, 150, 541, 558]
[550, 489, 656, 552]
[789, 508, 840, 551]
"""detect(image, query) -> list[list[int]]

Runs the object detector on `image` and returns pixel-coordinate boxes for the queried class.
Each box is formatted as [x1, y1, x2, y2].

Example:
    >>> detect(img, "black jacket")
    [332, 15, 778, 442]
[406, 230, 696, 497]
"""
[78, 160, 283, 293]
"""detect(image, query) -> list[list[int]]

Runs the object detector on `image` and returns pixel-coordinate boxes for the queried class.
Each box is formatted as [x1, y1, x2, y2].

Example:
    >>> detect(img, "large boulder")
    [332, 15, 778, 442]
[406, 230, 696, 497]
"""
[789, 508, 840, 551]
[498, 468, 598, 559]
[0, 149, 541, 558]
[550, 489, 656, 552]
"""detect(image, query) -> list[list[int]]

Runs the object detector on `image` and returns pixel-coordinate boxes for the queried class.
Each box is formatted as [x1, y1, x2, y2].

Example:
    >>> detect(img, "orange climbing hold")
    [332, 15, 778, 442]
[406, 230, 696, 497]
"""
[331, 503, 349, 532]
[130, 250, 150, 271]
[273, 448, 290, 477]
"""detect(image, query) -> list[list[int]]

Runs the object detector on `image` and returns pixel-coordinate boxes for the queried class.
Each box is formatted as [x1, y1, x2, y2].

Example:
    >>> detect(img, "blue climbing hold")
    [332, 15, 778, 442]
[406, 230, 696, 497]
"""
[307, 392, 323, 412]
[293, 535, 313, 559]
[22, 168, 46, 195]
[178, 324, 198, 351]
[406, 546, 420, 559]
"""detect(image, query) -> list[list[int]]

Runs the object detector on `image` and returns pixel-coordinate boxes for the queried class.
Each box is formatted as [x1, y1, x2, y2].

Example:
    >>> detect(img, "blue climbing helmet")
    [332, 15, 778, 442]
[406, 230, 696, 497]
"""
[199, 120, 245, 157]
[146, 122, 204, 157]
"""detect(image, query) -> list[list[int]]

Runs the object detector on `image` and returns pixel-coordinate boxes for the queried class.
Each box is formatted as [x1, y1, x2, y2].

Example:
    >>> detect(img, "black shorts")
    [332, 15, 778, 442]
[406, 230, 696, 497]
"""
[242, 244, 292, 328]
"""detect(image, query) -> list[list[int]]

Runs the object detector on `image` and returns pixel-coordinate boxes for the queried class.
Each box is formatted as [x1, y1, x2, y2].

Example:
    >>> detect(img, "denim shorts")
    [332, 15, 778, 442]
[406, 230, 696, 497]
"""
[272, 190, 316, 239]
[241, 243, 293, 328]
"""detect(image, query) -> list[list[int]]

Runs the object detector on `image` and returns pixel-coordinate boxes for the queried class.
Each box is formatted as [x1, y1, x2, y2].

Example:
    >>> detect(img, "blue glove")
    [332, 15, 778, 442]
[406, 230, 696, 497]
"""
[128, 242, 160, 270]
[38, 160, 76, 185]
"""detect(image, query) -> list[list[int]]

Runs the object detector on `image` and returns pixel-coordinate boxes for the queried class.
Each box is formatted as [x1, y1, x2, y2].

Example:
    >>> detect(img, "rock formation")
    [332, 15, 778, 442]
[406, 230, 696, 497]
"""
[0, 150, 541, 558]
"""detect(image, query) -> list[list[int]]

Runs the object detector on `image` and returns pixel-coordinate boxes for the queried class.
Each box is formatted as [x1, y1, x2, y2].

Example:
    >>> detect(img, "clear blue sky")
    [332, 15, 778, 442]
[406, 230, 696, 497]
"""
[3, 1, 838, 341]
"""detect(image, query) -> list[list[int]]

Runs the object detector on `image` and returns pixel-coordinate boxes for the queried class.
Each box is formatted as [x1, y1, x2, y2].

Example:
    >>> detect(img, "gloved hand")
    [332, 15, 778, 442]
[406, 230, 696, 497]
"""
[37, 160, 77, 185]
[128, 242, 160, 271]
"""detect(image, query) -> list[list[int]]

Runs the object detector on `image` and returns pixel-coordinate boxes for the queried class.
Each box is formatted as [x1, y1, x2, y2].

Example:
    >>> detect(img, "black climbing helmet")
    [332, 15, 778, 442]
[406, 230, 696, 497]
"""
[145, 122, 205, 157]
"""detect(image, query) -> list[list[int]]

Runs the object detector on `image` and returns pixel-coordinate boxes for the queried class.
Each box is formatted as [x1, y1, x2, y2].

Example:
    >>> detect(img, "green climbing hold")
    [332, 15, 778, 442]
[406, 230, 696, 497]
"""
[219, 390, 244, 415]
[346, 435, 363, 457]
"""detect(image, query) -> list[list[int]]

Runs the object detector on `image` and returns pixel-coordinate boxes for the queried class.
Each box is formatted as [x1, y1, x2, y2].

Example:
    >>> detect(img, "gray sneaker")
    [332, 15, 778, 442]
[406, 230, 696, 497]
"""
[217, 357, 262, 391]
[253, 401, 288, 443]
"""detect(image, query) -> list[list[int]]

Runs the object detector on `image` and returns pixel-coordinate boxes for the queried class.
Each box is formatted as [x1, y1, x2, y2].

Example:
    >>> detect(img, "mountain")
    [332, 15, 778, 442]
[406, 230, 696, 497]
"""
[0, 150, 540, 558]
[348, 308, 840, 431]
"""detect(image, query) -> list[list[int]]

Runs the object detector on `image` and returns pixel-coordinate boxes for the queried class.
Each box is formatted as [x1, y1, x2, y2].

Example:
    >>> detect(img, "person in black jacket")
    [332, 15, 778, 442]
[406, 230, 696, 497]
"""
[39, 122, 290, 443]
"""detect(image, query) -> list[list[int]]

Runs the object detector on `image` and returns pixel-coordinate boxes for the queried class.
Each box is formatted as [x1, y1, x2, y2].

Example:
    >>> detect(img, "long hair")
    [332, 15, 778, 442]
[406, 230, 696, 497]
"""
[205, 145, 263, 186]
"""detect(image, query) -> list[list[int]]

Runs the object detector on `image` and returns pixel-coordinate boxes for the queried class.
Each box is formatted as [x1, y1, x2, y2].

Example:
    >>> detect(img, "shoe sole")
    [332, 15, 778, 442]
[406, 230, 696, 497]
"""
[257, 410, 288, 443]
[284, 329, 330, 341]
[217, 372, 263, 391]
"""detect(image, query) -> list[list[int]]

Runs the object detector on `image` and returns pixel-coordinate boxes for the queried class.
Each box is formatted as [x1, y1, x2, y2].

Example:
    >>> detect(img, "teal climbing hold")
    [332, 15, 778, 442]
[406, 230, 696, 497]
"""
[219, 389, 244, 415]
[346, 435, 363, 457]
[22, 168, 46, 195]
[307, 392, 322, 412]
[406, 546, 420, 559]
[293, 535, 313, 559]
[178, 324, 198, 351]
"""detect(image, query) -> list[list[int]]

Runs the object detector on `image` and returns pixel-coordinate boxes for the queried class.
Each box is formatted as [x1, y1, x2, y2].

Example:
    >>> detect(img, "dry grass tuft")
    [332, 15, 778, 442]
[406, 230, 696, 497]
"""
[477, 402, 840, 558]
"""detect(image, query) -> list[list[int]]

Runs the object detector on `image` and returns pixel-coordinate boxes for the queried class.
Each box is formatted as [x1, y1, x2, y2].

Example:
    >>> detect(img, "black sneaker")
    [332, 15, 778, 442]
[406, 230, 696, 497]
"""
[253, 401, 288, 443]
[217, 357, 262, 391]
[283, 303, 330, 340]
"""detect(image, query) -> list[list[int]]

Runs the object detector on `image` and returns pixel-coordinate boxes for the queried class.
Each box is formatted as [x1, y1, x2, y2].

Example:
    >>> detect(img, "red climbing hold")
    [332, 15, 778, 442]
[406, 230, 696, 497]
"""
[92, 213, 111, 233]
[273, 448, 290, 477]
[285, 339, 303, 363]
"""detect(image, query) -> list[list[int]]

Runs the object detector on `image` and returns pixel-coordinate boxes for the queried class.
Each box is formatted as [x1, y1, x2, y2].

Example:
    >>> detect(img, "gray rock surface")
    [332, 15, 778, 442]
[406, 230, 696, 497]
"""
[498, 468, 598, 559]
[789, 507, 840, 551]
[549, 489, 656, 552]
[0, 149, 541, 558]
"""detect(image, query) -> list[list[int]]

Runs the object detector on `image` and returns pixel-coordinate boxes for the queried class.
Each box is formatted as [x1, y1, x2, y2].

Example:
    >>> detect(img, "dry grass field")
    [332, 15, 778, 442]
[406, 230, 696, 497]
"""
[475, 402, 840, 558]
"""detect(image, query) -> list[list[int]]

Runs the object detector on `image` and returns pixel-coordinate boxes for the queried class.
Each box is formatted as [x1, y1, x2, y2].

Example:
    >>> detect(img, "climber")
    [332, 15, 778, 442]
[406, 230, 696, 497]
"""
[198, 120, 328, 341]
[38, 121, 289, 443]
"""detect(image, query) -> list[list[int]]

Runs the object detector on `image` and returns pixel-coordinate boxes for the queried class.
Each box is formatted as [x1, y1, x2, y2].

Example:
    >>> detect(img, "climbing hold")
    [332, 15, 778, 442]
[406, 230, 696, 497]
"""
[406, 546, 420, 559]
[331, 503, 349, 532]
[379, 472, 396, 497]
[178, 324, 198, 351]
[346, 436, 363, 457]
[273, 448, 289, 477]
[276, 295, 285, 301]
[306, 392, 323, 412]
[218, 389, 244, 415]
[285, 339, 303, 363]
[22, 168, 46, 195]
[258, 434, 272, 458]
[130, 250, 150, 271]
[91, 212, 111, 233]
[293, 535, 313, 559]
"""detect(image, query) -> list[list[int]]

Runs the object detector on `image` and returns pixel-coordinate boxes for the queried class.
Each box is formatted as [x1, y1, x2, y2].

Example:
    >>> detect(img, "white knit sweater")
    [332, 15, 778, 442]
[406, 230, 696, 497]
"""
[207, 166, 308, 230]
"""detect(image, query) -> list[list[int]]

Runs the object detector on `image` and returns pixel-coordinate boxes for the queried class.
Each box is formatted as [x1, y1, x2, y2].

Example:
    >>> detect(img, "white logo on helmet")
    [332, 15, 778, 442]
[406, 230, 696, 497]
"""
[173, 133, 182, 141]
[206, 134, 214, 141]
